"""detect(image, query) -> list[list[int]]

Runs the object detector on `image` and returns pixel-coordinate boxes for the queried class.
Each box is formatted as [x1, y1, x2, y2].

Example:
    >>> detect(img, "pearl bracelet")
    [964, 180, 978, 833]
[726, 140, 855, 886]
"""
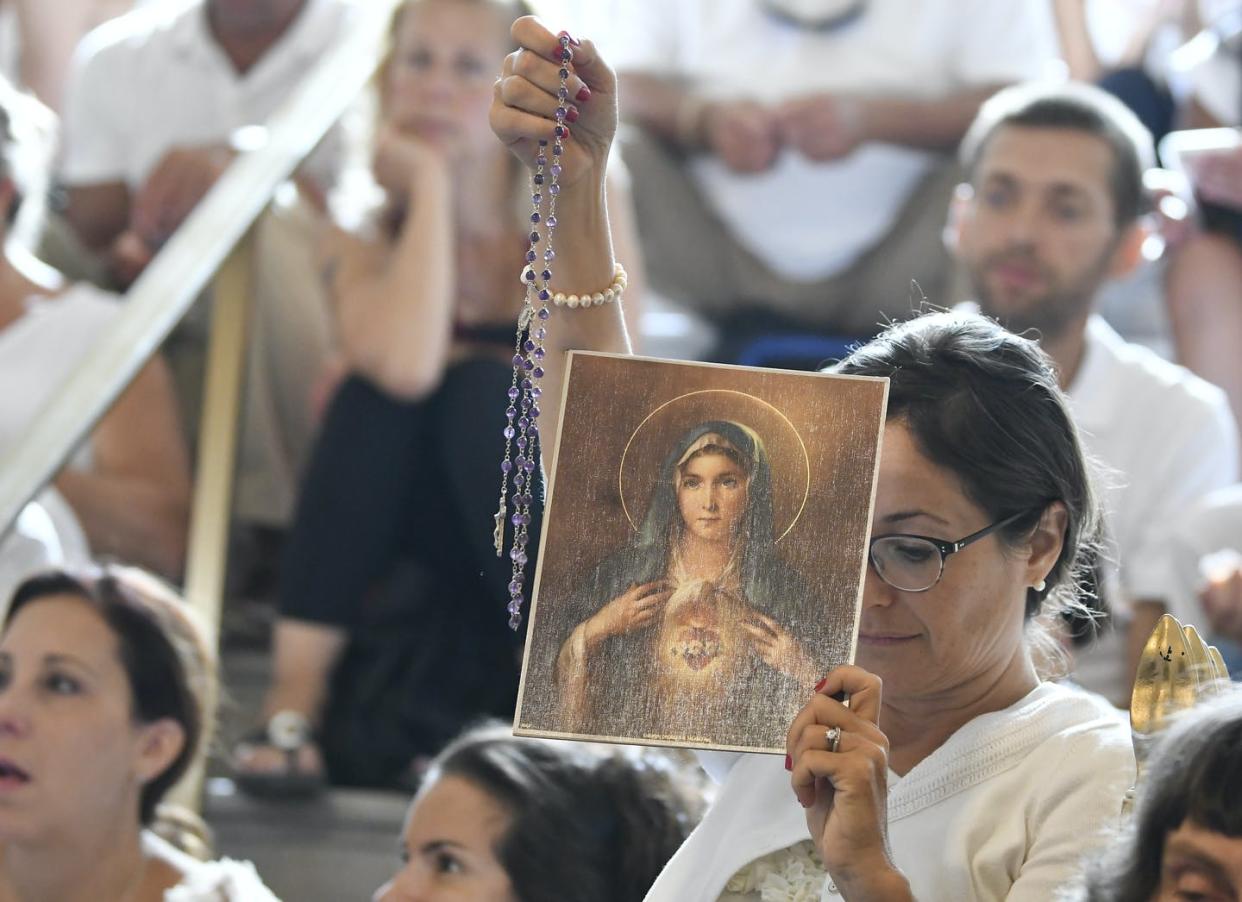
[551, 263, 627, 308]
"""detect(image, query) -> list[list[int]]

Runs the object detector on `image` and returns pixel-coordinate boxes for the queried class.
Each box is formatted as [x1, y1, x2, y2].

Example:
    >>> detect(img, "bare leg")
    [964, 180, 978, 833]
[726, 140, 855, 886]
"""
[1165, 232, 1242, 449]
[235, 618, 346, 776]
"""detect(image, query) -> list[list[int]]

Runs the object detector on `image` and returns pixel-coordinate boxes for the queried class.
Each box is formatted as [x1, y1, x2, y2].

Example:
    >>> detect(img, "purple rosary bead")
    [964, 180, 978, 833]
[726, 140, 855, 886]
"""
[537, 308, 550, 320]
[501, 459, 513, 474]
[547, 215, 558, 228]
[507, 387, 519, 400]
[533, 347, 546, 360]
[503, 426, 515, 439]
[538, 289, 550, 301]
[544, 248, 555, 261]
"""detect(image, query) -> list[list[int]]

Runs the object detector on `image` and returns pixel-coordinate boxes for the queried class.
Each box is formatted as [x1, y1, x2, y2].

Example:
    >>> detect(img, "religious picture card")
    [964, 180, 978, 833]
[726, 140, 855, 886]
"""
[514, 352, 888, 754]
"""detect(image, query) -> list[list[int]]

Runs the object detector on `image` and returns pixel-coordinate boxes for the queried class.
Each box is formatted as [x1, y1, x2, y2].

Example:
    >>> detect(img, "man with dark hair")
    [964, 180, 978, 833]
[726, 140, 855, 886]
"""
[949, 82, 1238, 705]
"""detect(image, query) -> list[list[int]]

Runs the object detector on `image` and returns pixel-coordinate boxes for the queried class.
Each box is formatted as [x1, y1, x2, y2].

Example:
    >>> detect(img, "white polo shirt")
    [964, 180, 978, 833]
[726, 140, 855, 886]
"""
[1067, 315, 1238, 703]
[612, 0, 1057, 282]
[58, 0, 353, 191]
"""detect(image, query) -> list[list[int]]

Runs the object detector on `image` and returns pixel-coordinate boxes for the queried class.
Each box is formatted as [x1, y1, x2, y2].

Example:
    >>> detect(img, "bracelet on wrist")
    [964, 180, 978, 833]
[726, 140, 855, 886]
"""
[547, 263, 627, 309]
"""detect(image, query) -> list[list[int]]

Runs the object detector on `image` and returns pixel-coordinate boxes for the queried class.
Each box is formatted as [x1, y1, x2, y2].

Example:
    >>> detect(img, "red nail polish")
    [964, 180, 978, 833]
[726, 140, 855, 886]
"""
[814, 677, 828, 693]
[576, 84, 592, 103]
[557, 30, 582, 47]
[565, 105, 580, 124]
[784, 754, 792, 771]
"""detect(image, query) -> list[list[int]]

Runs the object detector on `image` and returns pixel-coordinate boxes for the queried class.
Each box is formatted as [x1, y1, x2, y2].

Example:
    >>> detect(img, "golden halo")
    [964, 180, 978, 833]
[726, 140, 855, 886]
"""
[618, 390, 811, 543]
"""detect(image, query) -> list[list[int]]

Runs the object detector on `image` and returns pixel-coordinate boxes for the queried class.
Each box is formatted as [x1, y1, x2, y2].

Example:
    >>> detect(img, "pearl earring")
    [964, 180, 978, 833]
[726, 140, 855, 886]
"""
[1033, 579, 1047, 592]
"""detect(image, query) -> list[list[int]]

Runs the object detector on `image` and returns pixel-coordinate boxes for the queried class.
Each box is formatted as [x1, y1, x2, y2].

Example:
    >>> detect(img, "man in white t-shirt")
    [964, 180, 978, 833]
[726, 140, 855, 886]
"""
[950, 82, 1239, 704]
[610, 0, 1058, 348]
[57, 0, 352, 283]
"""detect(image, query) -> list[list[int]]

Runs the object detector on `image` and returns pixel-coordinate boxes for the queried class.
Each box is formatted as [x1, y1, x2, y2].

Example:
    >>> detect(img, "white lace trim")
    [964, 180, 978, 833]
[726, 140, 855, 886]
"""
[724, 840, 827, 902]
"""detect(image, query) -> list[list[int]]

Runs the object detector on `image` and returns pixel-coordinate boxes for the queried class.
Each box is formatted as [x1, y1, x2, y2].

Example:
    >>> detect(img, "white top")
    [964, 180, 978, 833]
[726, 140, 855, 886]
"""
[611, 0, 1057, 281]
[58, 0, 352, 190]
[644, 682, 1134, 902]
[144, 831, 280, 902]
[0, 281, 126, 574]
[1066, 316, 1239, 704]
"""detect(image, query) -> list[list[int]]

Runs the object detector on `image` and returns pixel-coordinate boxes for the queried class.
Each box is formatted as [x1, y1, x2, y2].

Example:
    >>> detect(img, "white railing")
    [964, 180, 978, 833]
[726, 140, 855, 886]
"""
[0, 0, 401, 643]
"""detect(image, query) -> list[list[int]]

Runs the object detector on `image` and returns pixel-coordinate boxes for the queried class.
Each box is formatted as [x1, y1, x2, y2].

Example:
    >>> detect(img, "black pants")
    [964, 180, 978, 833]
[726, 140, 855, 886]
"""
[279, 359, 540, 786]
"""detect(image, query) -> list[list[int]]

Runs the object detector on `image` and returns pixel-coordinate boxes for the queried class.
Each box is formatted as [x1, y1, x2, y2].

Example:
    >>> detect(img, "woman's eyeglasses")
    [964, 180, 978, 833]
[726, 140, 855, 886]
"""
[868, 511, 1030, 593]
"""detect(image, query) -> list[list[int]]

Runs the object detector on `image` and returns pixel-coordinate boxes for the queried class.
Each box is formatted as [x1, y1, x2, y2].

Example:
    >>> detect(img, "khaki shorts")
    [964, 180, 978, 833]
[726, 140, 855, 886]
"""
[620, 127, 960, 337]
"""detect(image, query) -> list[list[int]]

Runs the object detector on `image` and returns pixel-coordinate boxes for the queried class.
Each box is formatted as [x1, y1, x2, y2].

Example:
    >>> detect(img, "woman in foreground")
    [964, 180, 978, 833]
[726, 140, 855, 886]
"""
[489, 19, 1135, 900]
[0, 568, 277, 901]
[372, 725, 701, 901]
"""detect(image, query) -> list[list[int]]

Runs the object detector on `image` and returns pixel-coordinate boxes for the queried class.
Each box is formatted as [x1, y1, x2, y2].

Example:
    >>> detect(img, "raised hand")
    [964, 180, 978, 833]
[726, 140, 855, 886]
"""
[491, 17, 617, 188]
[786, 666, 912, 900]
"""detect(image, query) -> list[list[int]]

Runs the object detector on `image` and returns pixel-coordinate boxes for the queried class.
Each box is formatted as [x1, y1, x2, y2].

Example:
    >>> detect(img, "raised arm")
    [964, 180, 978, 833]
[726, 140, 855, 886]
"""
[490, 18, 630, 473]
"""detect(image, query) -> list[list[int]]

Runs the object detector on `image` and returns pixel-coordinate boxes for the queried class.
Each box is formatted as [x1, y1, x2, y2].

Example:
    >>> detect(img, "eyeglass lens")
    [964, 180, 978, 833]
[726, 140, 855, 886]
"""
[870, 536, 944, 592]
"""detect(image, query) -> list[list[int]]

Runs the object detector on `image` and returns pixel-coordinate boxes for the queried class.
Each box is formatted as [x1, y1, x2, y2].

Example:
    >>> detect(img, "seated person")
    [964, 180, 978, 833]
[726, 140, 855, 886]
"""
[0, 567, 279, 901]
[1163, 484, 1242, 659]
[0, 83, 189, 578]
[233, 0, 645, 793]
[55, 0, 350, 283]
[1162, 29, 1242, 451]
[949, 82, 1239, 704]
[373, 725, 704, 902]
[491, 26, 1134, 897]
[52, 0, 355, 534]
[611, 0, 1057, 356]
[1076, 688, 1242, 901]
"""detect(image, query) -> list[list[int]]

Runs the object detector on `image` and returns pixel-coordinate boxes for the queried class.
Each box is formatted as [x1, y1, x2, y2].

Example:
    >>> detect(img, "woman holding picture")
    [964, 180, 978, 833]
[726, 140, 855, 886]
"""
[491, 19, 1134, 900]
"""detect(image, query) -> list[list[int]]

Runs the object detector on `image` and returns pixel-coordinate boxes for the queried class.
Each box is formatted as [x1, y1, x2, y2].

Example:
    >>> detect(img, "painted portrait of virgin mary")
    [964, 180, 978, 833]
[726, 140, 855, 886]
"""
[545, 419, 821, 746]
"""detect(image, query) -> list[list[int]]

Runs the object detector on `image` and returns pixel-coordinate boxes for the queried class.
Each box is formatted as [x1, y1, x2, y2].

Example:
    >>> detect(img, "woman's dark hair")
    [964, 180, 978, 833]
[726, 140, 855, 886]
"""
[3, 568, 214, 826]
[832, 312, 1103, 657]
[1082, 690, 1242, 901]
[431, 726, 703, 902]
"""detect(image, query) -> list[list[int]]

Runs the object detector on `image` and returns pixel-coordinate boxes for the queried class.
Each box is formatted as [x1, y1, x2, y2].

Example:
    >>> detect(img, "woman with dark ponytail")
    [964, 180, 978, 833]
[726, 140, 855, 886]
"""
[372, 725, 704, 902]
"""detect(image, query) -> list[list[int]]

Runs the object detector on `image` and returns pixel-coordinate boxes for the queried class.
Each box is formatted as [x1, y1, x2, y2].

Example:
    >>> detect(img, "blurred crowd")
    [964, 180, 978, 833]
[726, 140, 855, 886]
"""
[0, 0, 1241, 899]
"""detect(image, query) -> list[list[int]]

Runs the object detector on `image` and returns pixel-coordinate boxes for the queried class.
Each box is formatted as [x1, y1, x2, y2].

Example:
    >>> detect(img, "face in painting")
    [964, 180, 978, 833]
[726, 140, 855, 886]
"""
[956, 125, 1131, 341]
[676, 451, 750, 547]
[383, 1, 510, 155]
[1152, 821, 1242, 902]
[373, 773, 518, 902]
[856, 422, 1036, 702]
[0, 596, 181, 844]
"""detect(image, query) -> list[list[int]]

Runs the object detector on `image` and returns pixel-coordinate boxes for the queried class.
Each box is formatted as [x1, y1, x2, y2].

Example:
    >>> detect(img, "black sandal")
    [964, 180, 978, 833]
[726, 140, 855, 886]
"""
[231, 710, 326, 799]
